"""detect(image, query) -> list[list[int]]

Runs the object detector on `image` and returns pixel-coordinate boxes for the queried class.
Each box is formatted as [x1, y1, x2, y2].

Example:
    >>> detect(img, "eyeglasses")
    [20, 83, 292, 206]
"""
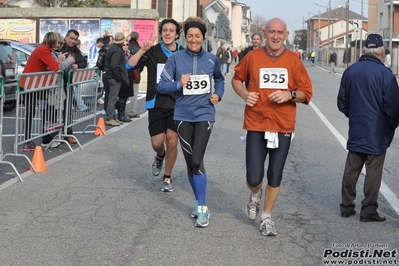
[123, 44, 128, 46]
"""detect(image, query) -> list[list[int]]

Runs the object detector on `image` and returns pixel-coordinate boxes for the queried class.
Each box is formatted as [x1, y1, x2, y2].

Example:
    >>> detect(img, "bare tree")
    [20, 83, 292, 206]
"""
[33, 0, 110, 7]
[250, 14, 267, 34]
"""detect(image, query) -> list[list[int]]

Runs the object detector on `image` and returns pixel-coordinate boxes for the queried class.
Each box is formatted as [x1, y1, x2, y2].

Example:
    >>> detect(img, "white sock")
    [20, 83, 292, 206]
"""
[251, 190, 261, 201]
[261, 212, 271, 221]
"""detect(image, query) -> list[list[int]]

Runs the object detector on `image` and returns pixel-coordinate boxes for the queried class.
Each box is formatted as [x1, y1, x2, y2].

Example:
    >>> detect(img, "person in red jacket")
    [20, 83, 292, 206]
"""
[21, 31, 75, 151]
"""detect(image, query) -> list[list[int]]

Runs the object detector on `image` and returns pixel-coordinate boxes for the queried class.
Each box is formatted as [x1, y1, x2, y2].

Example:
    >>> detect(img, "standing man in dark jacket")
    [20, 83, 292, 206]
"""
[60, 29, 87, 144]
[337, 33, 399, 222]
[127, 31, 142, 118]
[96, 35, 114, 111]
[104, 32, 131, 126]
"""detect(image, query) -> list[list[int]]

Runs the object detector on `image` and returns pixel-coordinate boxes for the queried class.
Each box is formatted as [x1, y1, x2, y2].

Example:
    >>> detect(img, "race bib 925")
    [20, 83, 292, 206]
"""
[259, 68, 288, 89]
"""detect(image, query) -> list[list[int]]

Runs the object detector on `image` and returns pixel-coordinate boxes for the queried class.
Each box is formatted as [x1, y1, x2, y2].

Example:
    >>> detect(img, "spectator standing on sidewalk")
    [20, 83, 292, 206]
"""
[103, 32, 131, 126]
[115, 40, 134, 123]
[96, 35, 114, 111]
[21, 32, 75, 151]
[216, 42, 224, 62]
[338, 33, 399, 222]
[329, 50, 337, 73]
[219, 46, 228, 76]
[232, 17, 313, 236]
[127, 19, 184, 192]
[226, 47, 232, 75]
[88, 37, 103, 68]
[59, 29, 87, 144]
[384, 48, 391, 70]
[157, 16, 225, 228]
[127, 31, 142, 119]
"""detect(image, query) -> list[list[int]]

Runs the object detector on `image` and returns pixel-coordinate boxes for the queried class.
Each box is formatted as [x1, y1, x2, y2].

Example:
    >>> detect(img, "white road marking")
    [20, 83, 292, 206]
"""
[310, 101, 399, 216]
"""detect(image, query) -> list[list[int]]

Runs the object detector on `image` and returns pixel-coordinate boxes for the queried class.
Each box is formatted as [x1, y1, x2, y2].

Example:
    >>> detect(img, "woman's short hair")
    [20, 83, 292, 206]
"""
[42, 32, 60, 48]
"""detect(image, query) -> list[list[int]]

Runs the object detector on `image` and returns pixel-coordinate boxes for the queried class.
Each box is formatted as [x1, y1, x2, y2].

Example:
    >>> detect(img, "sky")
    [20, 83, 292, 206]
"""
[241, 0, 369, 42]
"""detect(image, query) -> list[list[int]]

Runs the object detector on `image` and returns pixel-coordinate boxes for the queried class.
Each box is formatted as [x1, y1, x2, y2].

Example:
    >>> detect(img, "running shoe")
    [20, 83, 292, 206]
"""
[259, 218, 277, 236]
[245, 188, 263, 220]
[22, 141, 36, 152]
[191, 201, 199, 218]
[161, 177, 173, 192]
[195, 207, 210, 228]
[152, 154, 164, 176]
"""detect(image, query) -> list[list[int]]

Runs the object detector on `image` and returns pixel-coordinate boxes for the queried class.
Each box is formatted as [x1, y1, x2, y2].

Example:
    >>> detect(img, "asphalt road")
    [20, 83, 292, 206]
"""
[0, 61, 398, 266]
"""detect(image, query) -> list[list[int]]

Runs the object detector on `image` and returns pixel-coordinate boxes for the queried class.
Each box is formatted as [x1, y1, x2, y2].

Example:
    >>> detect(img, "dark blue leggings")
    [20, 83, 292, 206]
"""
[176, 120, 213, 176]
[246, 131, 291, 188]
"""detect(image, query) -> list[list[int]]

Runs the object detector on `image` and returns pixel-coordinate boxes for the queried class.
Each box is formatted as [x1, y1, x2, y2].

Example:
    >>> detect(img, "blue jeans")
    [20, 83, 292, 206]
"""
[221, 63, 227, 76]
[73, 85, 88, 111]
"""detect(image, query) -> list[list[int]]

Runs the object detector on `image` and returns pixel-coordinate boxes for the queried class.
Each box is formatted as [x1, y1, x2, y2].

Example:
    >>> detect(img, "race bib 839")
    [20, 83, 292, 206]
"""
[183, 75, 211, 95]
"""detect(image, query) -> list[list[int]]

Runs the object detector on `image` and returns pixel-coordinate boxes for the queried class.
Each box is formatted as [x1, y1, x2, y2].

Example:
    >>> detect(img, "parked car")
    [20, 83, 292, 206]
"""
[2, 40, 103, 111]
[0, 40, 18, 111]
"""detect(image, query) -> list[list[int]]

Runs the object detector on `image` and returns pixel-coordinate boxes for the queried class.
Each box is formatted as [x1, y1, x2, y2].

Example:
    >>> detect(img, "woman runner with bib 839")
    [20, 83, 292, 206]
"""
[157, 16, 225, 228]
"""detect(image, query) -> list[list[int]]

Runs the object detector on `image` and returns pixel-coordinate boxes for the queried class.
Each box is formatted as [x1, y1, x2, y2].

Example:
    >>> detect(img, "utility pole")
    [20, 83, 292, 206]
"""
[345, 0, 350, 67]
[327, 0, 331, 52]
[359, 0, 363, 50]
[389, 0, 393, 54]
[317, 11, 321, 63]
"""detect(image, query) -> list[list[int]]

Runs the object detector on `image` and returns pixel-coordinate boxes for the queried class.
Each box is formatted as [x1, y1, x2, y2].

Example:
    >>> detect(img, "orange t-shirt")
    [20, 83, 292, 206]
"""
[233, 47, 313, 133]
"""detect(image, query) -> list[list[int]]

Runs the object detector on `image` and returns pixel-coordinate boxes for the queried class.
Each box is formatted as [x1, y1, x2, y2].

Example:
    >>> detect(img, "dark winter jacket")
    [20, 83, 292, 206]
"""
[337, 55, 399, 155]
[59, 43, 87, 84]
[104, 43, 130, 88]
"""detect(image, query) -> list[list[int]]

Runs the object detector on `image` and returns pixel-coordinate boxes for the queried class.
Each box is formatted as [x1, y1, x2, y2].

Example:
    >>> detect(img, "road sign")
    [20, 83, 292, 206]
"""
[354, 28, 360, 40]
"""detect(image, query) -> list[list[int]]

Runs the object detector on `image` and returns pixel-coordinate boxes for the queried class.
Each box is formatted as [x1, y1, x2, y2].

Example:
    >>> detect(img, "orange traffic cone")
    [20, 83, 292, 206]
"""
[30, 146, 46, 172]
[94, 117, 107, 136]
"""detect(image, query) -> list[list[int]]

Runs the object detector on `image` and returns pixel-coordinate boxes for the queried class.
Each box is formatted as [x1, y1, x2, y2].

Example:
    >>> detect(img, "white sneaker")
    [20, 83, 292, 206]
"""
[259, 218, 277, 236]
[245, 188, 262, 220]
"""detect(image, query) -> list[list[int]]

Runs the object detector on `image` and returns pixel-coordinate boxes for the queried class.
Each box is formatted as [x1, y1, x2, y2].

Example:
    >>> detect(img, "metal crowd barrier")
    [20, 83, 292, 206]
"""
[0, 76, 23, 182]
[3, 71, 64, 173]
[61, 67, 102, 151]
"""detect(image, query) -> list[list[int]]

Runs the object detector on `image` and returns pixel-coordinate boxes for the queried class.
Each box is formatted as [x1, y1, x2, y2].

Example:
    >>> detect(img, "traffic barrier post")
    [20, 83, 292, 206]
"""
[3, 71, 64, 172]
[0, 76, 24, 182]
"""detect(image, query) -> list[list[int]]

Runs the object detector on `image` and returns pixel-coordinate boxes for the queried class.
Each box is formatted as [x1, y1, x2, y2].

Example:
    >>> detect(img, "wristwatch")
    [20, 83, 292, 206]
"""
[290, 90, 297, 100]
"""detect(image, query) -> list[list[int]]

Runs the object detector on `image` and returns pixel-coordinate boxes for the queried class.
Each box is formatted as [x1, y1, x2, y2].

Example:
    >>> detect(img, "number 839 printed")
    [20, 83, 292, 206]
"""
[183, 75, 211, 95]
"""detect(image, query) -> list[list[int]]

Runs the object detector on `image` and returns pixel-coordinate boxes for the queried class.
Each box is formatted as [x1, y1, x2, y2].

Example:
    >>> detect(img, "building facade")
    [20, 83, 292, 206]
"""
[201, 0, 251, 50]
[306, 7, 368, 51]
